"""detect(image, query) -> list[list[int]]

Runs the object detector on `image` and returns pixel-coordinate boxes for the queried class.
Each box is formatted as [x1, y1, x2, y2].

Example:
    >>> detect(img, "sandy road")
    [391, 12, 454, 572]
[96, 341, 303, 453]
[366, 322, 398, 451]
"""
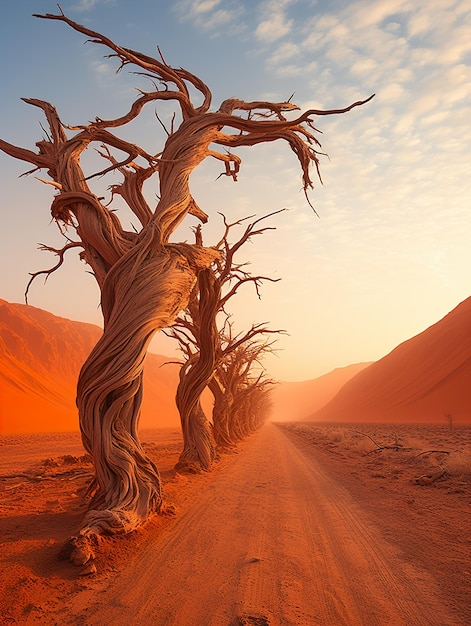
[70, 423, 462, 626]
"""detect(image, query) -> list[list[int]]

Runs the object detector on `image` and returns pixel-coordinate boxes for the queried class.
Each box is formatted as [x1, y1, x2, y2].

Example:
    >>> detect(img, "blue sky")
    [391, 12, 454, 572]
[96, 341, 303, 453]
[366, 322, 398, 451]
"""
[1, 0, 470, 381]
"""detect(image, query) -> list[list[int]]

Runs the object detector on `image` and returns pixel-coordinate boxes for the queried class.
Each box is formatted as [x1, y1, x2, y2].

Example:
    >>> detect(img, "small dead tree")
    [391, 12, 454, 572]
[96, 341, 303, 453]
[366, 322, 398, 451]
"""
[444, 412, 454, 431]
[0, 8, 373, 547]
[231, 372, 273, 438]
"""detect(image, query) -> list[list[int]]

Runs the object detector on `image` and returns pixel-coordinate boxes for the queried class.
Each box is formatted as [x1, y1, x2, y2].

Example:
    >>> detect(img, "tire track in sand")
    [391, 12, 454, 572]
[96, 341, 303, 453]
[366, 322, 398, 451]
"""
[69, 423, 462, 626]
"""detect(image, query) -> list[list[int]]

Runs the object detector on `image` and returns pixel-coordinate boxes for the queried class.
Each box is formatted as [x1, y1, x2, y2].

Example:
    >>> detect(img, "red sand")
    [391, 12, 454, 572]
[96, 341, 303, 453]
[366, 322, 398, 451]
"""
[3, 297, 470, 434]
[0, 299, 182, 433]
[311, 297, 471, 424]
[1, 422, 470, 625]
[1, 299, 470, 623]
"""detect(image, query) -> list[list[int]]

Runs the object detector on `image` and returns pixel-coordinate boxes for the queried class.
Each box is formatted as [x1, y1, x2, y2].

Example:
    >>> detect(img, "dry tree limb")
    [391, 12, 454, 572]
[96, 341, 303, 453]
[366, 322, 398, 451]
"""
[413, 466, 447, 486]
[355, 430, 379, 444]
[355, 431, 414, 454]
[415, 450, 451, 458]
[366, 445, 415, 455]
[25, 241, 83, 303]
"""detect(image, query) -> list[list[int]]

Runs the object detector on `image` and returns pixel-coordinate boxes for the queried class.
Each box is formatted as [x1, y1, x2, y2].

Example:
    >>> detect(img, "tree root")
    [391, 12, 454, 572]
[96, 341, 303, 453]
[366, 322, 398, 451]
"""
[58, 533, 100, 567]
[174, 460, 203, 474]
[159, 502, 177, 516]
[216, 444, 239, 455]
[415, 450, 450, 458]
[355, 430, 414, 454]
[59, 499, 177, 570]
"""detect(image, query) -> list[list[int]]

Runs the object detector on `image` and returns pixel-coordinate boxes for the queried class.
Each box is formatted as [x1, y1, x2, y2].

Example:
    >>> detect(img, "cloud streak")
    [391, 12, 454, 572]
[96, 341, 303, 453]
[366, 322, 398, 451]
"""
[174, 0, 245, 33]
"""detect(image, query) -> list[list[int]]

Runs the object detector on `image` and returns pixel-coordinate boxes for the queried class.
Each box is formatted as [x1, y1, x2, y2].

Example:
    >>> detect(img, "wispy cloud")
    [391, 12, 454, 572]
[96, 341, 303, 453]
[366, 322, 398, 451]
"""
[256, 13, 292, 42]
[71, 0, 115, 11]
[191, 0, 222, 13]
[255, 0, 295, 42]
[266, 41, 300, 65]
[174, 0, 245, 34]
[255, 4, 471, 344]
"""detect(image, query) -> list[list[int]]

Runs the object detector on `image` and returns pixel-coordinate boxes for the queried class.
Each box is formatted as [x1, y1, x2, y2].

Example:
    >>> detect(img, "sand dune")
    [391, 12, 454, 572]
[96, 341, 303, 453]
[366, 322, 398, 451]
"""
[2, 294, 470, 432]
[270, 362, 371, 422]
[310, 296, 471, 423]
[0, 297, 366, 434]
[0, 299, 181, 433]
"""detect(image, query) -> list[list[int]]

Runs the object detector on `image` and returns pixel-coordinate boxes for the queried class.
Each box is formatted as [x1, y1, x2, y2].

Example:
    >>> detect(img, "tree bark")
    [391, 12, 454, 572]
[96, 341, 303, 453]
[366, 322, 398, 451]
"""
[1, 9, 373, 551]
[209, 376, 234, 450]
[77, 232, 214, 533]
[175, 268, 220, 470]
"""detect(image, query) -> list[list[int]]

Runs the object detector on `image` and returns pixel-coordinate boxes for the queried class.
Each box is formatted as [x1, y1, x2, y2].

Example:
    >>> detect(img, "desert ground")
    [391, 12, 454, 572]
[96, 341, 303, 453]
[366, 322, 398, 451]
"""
[1, 421, 470, 625]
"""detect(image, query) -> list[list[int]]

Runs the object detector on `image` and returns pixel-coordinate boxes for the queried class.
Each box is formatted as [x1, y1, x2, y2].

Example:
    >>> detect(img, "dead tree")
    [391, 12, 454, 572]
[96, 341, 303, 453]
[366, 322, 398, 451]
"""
[214, 334, 276, 448]
[213, 325, 281, 446]
[0, 8, 373, 544]
[169, 213, 283, 468]
[172, 228, 220, 472]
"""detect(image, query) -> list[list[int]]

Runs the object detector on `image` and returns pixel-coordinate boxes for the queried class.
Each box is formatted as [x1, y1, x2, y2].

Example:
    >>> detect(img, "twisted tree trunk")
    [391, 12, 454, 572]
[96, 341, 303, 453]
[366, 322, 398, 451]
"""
[175, 268, 220, 471]
[1, 9, 372, 557]
[77, 231, 214, 533]
[171, 213, 284, 455]
[209, 376, 234, 450]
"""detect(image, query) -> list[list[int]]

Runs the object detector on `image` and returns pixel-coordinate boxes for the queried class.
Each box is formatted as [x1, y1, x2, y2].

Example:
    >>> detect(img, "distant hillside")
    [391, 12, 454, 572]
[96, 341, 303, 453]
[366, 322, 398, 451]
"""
[0, 299, 181, 433]
[270, 363, 372, 422]
[310, 297, 471, 424]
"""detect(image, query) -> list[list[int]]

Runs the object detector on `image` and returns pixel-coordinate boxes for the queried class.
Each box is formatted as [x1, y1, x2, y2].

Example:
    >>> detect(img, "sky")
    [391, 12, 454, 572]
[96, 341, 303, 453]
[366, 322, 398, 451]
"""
[0, 0, 470, 382]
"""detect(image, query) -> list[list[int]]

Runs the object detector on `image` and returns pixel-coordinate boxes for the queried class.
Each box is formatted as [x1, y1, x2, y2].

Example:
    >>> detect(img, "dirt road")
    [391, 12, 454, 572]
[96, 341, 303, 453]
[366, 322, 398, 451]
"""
[58, 422, 465, 626]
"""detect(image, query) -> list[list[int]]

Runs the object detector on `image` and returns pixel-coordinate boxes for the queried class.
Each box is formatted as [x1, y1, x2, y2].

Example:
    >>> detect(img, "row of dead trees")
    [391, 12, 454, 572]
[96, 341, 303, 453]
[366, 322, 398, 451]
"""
[0, 9, 372, 555]
[169, 213, 284, 473]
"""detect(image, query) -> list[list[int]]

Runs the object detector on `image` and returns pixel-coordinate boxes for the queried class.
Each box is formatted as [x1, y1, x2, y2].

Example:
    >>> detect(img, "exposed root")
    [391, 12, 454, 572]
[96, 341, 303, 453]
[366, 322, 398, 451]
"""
[79, 562, 97, 576]
[59, 500, 176, 568]
[174, 460, 203, 474]
[58, 533, 100, 566]
[159, 502, 177, 517]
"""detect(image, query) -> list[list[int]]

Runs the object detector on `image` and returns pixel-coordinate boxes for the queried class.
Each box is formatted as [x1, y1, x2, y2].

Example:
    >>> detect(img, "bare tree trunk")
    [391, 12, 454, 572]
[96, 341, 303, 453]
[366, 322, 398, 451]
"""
[77, 234, 213, 533]
[175, 399, 214, 472]
[209, 376, 234, 450]
[1, 10, 372, 558]
[174, 268, 219, 470]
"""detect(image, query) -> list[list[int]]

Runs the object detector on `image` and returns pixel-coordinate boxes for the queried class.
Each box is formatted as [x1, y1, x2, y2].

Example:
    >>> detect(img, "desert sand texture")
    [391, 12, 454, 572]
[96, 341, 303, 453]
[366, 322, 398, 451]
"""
[1, 421, 470, 626]
[269, 363, 372, 422]
[310, 297, 471, 424]
[0, 299, 182, 434]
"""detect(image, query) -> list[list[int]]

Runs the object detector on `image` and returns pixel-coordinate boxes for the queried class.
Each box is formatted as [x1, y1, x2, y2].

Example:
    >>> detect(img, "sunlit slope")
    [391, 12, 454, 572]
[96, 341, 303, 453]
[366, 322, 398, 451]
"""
[270, 363, 372, 421]
[0, 299, 180, 433]
[310, 297, 471, 423]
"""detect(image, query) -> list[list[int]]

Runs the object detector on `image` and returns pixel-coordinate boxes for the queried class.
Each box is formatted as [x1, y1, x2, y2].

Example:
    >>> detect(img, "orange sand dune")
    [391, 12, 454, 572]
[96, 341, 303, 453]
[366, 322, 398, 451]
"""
[310, 297, 471, 424]
[0, 299, 181, 433]
[270, 362, 371, 422]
